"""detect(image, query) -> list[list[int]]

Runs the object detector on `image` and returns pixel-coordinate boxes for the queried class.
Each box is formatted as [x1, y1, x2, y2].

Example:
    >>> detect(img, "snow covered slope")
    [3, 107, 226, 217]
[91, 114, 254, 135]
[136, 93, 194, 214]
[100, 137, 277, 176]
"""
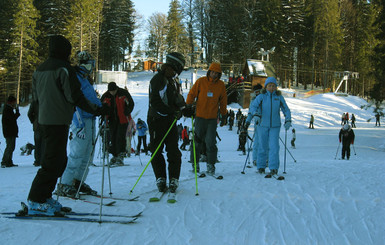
[0, 71, 384, 245]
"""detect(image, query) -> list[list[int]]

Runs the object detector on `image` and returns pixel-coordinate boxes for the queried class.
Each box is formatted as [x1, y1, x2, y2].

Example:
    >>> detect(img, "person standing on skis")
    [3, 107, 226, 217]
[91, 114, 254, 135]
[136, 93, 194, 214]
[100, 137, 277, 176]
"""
[339, 124, 355, 160]
[147, 52, 193, 194]
[56, 51, 101, 197]
[247, 77, 291, 175]
[101, 82, 134, 166]
[186, 62, 227, 176]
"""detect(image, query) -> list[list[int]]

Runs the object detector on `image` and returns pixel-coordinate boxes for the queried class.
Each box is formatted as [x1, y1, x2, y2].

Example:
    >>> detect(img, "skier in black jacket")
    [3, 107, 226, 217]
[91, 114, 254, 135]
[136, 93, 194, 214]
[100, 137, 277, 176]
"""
[27, 35, 108, 216]
[339, 124, 355, 160]
[147, 52, 193, 194]
[1, 95, 20, 168]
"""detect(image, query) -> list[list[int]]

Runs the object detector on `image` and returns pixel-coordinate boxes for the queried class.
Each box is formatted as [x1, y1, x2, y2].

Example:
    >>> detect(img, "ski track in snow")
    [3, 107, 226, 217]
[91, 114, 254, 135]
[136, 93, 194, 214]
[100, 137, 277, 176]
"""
[1, 71, 385, 244]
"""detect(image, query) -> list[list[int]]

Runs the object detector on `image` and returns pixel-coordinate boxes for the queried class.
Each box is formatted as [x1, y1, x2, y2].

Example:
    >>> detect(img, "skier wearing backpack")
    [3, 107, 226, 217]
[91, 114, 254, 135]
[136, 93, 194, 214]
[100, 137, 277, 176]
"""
[245, 77, 291, 175]
[339, 124, 355, 160]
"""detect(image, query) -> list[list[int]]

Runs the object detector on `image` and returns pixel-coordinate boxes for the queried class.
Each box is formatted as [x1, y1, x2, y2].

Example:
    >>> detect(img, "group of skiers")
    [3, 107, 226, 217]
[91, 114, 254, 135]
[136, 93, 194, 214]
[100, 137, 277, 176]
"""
[341, 112, 356, 128]
[1, 34, 376, 217]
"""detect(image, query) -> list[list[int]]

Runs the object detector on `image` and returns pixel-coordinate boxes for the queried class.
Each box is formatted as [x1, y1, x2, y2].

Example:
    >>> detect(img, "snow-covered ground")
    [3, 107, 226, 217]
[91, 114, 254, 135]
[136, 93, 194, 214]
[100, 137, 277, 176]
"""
[1, 71, 384, 245]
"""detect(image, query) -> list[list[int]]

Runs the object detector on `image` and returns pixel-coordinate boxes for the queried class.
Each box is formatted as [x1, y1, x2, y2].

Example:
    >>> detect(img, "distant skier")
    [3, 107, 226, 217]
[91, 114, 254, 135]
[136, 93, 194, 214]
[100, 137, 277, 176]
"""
[308, 114, 314, 129]
[351, 114, 356, 128]
[136, 118, 148, 155]
[375, 113, 381, 127]
[291, 128, 296, 149]
[339, 124, 355, 160]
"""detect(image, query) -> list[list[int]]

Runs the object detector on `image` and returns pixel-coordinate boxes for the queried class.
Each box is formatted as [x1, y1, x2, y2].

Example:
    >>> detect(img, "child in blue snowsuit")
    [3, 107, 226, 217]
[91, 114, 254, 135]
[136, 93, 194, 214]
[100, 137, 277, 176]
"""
[58, 51, 101, 197]
[247, 77, 291, 175]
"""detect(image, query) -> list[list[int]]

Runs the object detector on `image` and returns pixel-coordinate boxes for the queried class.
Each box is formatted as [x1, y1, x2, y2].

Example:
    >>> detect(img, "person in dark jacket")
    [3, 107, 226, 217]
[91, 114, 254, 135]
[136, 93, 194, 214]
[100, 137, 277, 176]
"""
[147, 52, 193, 194]
[28, 100, 44, 166]
[27, 35, 107, 216]
[1, 95, 20, 168]
[101, 82, 134, 165]
[339, 124, 355, 160]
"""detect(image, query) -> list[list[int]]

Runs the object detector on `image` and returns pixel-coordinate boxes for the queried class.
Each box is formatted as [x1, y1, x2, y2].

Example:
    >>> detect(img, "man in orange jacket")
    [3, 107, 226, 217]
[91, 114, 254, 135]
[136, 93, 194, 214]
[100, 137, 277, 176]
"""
[186, 62, 227, 176]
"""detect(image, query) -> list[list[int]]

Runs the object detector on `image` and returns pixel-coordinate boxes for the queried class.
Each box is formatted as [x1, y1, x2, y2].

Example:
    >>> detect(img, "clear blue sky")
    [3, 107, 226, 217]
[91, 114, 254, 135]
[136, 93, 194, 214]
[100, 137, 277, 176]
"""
[132, 0, 172, 19]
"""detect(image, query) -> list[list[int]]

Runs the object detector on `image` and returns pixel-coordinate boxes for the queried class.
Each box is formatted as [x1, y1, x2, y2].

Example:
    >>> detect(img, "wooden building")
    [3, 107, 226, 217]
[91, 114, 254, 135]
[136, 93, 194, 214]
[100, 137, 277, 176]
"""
[231, 59, 276, 108]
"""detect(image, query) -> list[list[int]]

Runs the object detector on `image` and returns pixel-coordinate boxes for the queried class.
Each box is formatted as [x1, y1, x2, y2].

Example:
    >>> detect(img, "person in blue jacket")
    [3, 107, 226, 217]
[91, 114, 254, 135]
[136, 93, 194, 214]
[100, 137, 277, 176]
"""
[245, 77, 291, 175]
[136, 118, 148, 155]
[57, 51, 101, 197]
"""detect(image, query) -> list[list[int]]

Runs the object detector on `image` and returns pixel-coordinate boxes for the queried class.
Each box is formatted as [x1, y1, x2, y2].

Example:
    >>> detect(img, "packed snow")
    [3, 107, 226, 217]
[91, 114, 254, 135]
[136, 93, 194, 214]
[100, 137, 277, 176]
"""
[0, 70, 384, 245]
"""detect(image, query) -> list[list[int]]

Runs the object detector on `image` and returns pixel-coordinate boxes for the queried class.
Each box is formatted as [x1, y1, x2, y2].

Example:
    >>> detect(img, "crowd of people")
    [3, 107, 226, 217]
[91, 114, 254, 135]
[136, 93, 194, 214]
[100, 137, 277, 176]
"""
[1, 34, 382, 217]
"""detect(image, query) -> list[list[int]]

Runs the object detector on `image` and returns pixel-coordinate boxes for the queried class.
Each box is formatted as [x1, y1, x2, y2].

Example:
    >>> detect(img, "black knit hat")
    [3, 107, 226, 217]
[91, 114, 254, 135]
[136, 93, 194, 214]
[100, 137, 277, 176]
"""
[108, 82, 118, 91]
[166, 52, 185, 75]
[7, 95, 16, 103]
[49, 35, 72, 60]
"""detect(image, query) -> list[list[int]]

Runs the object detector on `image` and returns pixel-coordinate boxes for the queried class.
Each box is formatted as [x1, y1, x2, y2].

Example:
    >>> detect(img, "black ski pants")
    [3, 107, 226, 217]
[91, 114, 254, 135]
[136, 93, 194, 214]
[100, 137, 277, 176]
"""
[148, 117, 181, 181]
[28, 125, 69, 203]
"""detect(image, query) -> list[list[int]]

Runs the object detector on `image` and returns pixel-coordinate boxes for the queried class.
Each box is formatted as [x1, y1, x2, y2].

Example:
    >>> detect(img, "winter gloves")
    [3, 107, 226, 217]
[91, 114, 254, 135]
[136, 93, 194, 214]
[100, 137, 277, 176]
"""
[96, 103, 111, 116]
[182, 105, 195, 118]
[76, 128, 86, 140]
[284, 121, 292, 131]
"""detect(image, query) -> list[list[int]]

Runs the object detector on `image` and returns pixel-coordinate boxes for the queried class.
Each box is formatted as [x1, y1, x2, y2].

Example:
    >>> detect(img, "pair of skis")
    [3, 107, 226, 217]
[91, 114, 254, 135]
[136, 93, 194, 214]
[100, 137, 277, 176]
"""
[60, 194, 139, 206]
[262, 171, 285, 180]
[149, 190, 176, 204]
[1, 202, 140, 224]
[198, 172, 223, 180]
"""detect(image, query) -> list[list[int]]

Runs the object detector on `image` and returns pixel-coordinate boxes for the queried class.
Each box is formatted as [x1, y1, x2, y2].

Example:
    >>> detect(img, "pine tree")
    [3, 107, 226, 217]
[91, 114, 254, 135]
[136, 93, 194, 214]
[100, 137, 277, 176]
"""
[371, 0, 385, 103]
[146, 13, 168, 62]
[65, 0, 103, 65]
[166, 0, 188, 53]
[99, 0, 136, 70]
[6, 0, 40, 103]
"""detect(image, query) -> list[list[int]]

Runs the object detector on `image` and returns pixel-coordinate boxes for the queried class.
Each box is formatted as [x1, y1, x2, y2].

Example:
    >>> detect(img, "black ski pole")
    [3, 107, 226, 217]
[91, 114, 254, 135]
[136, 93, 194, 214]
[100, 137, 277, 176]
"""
[241, 131, 254, 174]
[352, 143, 356, 155]
[99, 116, 110, 222]
[283, 129, 287, 174]
[129, 118, 177, 195]
[334, 142, 341, 159]
[279, 137, 297, 162]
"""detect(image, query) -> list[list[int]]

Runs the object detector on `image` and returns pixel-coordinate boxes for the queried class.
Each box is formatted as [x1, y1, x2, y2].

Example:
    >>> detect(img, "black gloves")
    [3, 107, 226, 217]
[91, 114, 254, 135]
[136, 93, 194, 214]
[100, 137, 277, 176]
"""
[174, 110, 182, 120]
[97, 103, 111, 116]
[244, 122, 250, 130]
[182, 105, 195, 117]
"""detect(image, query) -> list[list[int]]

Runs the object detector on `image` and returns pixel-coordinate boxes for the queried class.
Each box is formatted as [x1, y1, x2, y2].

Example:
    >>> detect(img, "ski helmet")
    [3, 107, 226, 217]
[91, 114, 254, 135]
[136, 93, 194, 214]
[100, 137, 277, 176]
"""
[76, 51, 95, 72]
[166, 52, 185, 75]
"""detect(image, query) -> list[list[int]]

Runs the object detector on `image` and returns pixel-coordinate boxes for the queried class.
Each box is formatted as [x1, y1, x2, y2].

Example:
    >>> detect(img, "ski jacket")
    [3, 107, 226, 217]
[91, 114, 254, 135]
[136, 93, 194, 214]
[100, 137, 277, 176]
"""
[247, 89, 291, 128]
[2, 103, 20, 138]
[72, 66, 102, 128]
[27, 100, 40, 132]
[32, 57, 100, 125]
[339, 127, 355, 144]
[147, 69, 185, 121]
[101, 88, 134, 125]
[181, 128, 189, 140]
[137, 120, 148, 136]
[186, 76, 227, 119]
